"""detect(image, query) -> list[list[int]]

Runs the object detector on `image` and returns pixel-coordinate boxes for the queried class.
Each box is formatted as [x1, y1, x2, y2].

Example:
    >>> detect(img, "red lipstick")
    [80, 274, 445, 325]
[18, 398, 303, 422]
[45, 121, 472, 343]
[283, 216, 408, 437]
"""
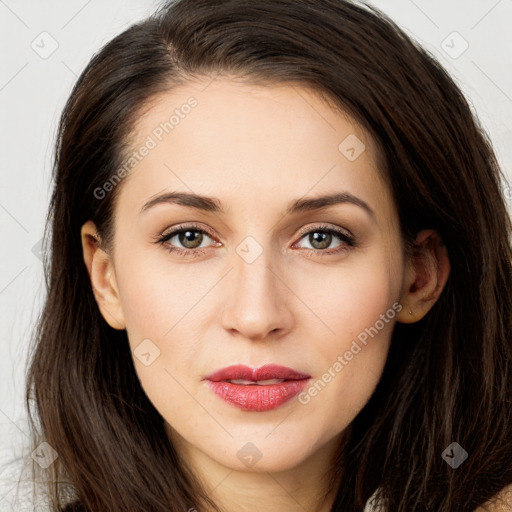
[204, 364, 311, 412]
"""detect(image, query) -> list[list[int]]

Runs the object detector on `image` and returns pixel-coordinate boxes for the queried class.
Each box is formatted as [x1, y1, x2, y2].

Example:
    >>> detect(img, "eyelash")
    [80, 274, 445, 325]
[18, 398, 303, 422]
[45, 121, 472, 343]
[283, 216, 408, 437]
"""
[154, 222, 356, 258]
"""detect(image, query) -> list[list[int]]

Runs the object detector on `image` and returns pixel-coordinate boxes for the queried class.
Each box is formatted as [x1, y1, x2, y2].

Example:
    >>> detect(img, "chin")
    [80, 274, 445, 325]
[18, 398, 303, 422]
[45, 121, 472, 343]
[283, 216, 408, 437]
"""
[209, 436, 324, 473]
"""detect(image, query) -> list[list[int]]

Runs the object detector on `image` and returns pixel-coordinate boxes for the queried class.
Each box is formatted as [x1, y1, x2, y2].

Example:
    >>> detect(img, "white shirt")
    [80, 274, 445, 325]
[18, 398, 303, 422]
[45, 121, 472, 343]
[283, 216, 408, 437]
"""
[363, 488, 385, 511]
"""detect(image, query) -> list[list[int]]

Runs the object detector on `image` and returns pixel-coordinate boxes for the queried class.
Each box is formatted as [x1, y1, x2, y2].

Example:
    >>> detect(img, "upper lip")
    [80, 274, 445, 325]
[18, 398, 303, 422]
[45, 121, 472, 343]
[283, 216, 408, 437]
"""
[204, 364, 310, 382]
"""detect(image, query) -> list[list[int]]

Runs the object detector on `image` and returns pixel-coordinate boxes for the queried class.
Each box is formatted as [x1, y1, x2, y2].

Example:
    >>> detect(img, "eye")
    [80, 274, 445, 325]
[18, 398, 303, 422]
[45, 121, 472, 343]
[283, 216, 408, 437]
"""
[292, 224, 356, 257]
[154, 223, 220, 257]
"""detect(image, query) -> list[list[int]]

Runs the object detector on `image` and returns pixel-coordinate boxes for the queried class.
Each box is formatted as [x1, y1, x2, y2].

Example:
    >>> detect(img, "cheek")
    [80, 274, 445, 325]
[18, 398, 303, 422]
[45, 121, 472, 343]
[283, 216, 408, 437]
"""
[114, 255, 204, 423]
[113, 247, 221, 407]
[292, 256, 399, 427]
[310, 267, 395, 383]
[114, 247, 203, 341]
[293, 254, 398, 342]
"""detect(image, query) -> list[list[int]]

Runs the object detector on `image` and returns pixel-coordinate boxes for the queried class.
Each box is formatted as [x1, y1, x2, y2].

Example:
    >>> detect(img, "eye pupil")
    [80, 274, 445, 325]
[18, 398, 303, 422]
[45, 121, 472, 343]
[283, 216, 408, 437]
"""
[310, 231, 331, 250]
[179, 230, 203, 248]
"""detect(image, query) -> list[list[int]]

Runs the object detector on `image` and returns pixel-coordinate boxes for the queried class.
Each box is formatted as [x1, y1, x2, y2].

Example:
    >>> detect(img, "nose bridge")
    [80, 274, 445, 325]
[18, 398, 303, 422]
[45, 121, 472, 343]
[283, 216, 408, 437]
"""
[220, 231, 293, 340]
[235, 234, 276, 295]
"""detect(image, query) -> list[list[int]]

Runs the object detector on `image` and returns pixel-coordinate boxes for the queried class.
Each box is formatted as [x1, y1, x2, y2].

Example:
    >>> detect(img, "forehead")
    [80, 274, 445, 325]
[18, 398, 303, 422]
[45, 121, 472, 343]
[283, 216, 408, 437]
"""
[116, 78, 394, 222]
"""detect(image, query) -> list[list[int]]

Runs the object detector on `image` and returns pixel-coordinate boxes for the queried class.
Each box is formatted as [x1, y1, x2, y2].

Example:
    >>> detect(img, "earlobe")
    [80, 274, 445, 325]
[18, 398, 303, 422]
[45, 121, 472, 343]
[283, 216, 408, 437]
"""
[397, 229, 451, 324]
[81, 220, 126, 330]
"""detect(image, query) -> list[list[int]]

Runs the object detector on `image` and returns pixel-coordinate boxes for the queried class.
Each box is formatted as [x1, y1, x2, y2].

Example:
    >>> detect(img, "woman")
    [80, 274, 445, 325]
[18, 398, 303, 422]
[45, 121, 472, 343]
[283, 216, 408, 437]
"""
[26, 0, 512, 510]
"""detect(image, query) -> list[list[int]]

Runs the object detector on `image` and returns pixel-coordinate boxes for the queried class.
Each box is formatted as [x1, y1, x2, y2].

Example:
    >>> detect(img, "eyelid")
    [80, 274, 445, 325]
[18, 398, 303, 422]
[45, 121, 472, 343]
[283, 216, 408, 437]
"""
[294, 222, 354, 240]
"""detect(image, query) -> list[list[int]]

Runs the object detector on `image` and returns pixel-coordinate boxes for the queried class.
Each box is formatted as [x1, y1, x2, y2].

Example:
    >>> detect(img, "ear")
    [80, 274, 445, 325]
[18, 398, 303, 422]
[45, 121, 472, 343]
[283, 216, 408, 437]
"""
[81, 220, 126, 330]
[397, 229, 450, 324]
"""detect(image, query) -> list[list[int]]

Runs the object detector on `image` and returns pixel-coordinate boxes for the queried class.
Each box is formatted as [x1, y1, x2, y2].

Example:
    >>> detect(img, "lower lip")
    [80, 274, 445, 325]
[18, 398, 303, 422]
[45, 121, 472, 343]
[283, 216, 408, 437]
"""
[206, 379, 310, 412]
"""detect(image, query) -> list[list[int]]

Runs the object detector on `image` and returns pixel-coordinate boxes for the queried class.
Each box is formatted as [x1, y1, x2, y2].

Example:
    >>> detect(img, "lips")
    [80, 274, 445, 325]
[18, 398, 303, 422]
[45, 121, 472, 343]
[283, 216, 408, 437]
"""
[205, 364, 310, 383]
[204, 364, 311, 412]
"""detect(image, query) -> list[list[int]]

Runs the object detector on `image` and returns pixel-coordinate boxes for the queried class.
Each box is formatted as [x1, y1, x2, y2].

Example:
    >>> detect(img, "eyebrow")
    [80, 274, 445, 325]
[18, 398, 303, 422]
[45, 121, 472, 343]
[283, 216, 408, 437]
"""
[140, 191, 375, 219]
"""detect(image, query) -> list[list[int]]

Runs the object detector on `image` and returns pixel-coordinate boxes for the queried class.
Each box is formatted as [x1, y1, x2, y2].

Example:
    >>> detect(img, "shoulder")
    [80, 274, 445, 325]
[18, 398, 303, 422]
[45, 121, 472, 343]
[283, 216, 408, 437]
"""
[474, 483, 512, 512]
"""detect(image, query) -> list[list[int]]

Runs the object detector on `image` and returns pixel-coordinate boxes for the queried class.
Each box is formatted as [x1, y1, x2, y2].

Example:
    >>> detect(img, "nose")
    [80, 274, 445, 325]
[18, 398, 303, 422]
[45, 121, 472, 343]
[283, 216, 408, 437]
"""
[220, 244, 294, 341]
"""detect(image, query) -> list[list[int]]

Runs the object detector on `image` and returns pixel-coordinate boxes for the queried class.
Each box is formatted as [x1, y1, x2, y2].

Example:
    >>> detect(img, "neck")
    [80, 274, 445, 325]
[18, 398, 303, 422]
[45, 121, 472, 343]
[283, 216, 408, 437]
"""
[167, 426, 347, 512]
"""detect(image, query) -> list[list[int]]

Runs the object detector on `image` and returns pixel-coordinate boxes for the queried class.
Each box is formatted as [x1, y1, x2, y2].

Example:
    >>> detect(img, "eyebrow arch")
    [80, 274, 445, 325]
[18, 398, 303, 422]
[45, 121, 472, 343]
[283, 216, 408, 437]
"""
[286, 192, 375, 219]
[140, 191, 375, 219]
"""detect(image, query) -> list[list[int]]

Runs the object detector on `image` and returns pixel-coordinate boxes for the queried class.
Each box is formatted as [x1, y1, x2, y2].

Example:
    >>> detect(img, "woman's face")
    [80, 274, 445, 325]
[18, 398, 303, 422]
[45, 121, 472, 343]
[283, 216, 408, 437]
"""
[93, 78, 408, 473]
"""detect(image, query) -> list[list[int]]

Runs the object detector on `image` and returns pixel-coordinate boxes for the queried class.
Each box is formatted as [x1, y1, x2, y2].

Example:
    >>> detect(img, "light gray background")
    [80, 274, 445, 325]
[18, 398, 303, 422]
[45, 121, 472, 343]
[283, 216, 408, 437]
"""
[1, 0, 511, 509]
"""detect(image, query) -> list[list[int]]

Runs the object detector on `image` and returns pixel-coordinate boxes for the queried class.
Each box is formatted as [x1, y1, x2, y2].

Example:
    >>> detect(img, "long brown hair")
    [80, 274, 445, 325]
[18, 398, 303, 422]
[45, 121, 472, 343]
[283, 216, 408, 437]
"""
[26, 0, 512, 510]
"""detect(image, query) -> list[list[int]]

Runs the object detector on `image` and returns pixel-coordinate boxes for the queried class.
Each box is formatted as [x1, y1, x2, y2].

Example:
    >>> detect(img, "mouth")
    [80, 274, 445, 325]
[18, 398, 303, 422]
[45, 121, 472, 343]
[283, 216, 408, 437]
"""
[221, 378, 288, 385]
[204, 364, 311, 412]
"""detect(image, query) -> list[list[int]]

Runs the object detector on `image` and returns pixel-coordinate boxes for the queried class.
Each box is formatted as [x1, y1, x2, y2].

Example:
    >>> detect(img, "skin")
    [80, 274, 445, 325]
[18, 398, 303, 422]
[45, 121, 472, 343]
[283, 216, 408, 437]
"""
[475, 484, 512, 512]
[81, 78, 451, 512]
